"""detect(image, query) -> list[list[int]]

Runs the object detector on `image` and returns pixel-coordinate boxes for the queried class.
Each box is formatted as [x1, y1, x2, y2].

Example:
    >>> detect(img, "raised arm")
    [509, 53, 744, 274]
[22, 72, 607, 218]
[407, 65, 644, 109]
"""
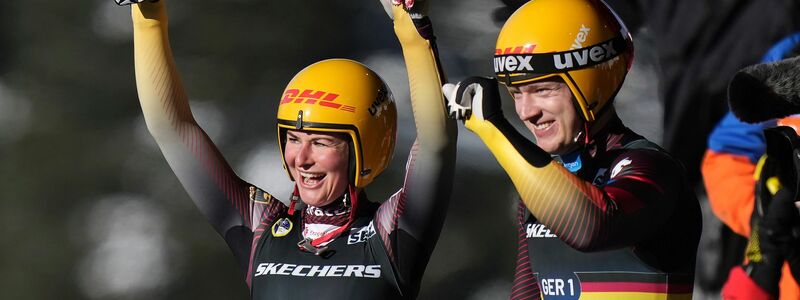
[445, 78, 682, 252]
[127, 1, 277, 272]
[373, 0, 458, 288]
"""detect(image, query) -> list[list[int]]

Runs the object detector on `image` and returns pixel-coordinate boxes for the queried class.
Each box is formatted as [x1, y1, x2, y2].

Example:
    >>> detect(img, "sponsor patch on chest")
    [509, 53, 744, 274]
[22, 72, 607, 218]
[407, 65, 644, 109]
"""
[526, 223, 558, 238]
[254, 263, 381, 278]
[347, 221, 376, 244]
[610, 157, 632, 178]
[271, 218, 293, 237]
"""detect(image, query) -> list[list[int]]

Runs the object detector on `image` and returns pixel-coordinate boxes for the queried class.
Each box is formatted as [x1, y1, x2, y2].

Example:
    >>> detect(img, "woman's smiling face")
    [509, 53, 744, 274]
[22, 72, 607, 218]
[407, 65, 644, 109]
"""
[284, 130, 350, 207]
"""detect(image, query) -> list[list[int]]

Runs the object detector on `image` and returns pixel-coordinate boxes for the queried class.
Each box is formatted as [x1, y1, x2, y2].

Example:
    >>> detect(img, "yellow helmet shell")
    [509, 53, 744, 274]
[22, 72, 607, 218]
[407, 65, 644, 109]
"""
[276, 59, 397, 188]
[494, 0, 634, 122]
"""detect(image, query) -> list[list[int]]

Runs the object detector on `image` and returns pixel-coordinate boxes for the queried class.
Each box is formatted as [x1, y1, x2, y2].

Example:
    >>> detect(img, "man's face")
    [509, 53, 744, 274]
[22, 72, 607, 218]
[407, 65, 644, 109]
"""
[509, 78, 583, 155]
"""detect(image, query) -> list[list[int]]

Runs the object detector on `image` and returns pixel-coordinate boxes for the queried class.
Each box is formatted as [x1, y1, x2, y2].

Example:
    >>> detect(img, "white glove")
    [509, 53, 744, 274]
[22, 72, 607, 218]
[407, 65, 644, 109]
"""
[115, 0, 157, 6]
[442, 77, 501, 122]
[442, 83, 471, 121]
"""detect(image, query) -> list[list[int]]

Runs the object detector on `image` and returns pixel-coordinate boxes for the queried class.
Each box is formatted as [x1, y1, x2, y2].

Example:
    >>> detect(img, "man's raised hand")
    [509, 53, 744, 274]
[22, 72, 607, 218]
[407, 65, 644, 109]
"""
[442, 77, 502, 123]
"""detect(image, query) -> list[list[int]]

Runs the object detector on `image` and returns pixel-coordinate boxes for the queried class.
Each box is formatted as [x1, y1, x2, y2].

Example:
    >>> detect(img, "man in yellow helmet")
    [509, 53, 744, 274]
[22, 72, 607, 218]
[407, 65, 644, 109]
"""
[115, 0, 456, 298]
[444, 0, 701, 299]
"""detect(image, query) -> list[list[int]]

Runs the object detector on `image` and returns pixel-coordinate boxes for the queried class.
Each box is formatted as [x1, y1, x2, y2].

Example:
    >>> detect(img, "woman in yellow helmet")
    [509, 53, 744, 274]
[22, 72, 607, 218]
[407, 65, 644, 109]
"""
[115, 0, 455, 298]
[445, 0, 701, 299]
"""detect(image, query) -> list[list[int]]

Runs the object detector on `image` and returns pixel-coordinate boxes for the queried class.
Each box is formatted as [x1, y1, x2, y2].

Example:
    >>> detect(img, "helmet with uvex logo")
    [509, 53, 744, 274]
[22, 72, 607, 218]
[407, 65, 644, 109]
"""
[276, 59, 397, 188]
[494, 0, 634, 122]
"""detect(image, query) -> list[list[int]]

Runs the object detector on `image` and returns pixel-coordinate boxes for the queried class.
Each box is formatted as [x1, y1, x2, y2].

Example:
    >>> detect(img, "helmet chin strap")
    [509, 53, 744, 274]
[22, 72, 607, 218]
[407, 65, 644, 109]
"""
[288, 185, 302, 216]
[572, 121, 591, 146]
[296, 184, 360, 256]
[573, 129, 584, 143]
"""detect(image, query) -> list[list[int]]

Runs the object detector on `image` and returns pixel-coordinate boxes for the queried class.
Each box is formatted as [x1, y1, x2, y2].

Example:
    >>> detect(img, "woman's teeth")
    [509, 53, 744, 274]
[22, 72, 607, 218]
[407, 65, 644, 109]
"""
[534, 121, 554, 130]
[300, 172, 324, 184]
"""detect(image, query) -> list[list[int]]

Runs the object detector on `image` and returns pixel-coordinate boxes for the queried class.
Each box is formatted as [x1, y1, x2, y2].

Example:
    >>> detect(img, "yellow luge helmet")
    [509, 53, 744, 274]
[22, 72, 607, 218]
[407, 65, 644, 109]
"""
[494, 0, 634, 122]
[276, 59, 397, 188]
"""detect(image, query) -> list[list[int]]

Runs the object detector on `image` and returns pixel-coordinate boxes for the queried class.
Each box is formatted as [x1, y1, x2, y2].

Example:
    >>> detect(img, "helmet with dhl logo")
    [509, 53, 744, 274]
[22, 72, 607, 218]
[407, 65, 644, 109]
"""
[494, 0, 634, 122]
[276, 59, 397, 188]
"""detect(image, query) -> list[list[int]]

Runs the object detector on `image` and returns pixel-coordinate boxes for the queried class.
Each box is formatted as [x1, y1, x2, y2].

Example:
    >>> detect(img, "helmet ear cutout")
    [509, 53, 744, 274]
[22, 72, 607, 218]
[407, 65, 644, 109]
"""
[275, 59, 397, 188]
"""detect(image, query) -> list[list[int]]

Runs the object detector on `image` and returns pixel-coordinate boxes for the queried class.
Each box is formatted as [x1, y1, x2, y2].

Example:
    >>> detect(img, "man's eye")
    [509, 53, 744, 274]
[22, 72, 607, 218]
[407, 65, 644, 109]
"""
[536, 87, 556, 94]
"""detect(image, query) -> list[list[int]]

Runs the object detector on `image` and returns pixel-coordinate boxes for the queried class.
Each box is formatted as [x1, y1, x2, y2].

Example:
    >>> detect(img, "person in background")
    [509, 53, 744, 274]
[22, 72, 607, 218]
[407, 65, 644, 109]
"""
[703, 32, 800, 299]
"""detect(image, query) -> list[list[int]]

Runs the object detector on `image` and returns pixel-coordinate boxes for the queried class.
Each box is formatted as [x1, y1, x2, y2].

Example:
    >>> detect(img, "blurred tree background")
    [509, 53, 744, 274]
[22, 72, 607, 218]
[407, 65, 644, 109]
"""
[2, 0, 793, 299]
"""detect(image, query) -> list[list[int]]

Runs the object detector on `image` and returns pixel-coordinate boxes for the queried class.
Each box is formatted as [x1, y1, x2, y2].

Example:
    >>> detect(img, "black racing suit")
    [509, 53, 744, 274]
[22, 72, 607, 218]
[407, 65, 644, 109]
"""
[249, 192, 402, 299]
[128, 2, 455, 299]
[511, 118, 701, 300]
[463, 94, 701, 300]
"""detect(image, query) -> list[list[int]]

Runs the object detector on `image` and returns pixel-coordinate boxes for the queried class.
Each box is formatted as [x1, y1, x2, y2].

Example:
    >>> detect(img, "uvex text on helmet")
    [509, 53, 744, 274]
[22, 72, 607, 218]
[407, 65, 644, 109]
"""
[494, 0, 634, 122]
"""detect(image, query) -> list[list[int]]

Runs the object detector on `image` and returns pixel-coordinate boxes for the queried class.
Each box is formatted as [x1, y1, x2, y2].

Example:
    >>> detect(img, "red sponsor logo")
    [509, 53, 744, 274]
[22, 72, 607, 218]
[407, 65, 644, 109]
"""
[495, 44, 536, 55]
[280, 89, 356, 113]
